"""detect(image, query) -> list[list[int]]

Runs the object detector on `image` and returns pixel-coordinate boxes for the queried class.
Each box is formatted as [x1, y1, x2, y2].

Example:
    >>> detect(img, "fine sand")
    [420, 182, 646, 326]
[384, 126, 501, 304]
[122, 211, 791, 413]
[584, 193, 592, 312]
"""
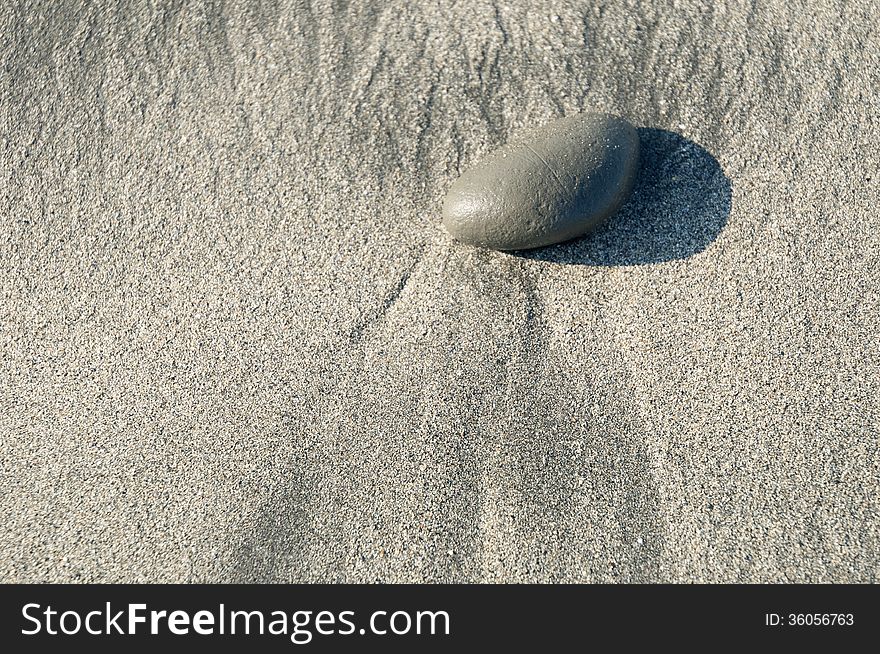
[1, 1, 878, 582]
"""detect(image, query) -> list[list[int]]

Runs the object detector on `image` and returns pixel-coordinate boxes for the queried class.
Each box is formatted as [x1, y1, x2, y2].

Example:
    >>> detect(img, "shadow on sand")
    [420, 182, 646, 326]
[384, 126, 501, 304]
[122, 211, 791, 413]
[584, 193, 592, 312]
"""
[516, 128, 731, 266]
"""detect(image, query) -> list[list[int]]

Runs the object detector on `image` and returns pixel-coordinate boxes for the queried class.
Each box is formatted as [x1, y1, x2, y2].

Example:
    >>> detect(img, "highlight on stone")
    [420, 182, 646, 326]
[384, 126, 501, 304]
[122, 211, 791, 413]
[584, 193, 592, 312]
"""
[441, 112, 640, 251]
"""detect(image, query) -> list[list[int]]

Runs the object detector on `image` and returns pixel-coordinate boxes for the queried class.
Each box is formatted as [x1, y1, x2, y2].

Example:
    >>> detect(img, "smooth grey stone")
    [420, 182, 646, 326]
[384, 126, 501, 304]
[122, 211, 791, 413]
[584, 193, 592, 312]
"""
[441, 112, 639, 251]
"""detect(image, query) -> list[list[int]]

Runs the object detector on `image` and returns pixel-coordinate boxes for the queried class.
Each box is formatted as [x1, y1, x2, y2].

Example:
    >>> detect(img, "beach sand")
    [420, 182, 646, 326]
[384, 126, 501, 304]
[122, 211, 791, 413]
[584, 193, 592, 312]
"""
[1, 0, 878, 582]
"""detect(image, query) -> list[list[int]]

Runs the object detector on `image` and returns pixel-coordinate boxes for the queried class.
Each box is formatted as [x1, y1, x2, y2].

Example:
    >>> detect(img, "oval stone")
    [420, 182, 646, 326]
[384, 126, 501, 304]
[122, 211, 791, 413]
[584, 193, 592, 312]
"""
[441, 112, 639, 251]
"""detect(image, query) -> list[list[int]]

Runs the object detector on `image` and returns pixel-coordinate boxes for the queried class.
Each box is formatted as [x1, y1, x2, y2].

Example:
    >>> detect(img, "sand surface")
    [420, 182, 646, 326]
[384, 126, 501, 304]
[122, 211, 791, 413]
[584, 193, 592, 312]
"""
[2, 1, 878, 582]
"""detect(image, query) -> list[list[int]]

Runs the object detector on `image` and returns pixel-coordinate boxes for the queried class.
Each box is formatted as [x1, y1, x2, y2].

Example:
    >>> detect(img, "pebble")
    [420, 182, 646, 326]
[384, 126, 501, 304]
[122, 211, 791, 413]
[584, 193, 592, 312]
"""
[441, 112, 639, 250]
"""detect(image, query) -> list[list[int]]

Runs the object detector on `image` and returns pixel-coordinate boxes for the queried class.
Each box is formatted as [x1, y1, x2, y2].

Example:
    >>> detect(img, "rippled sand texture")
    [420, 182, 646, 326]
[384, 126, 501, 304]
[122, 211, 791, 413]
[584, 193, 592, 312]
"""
[2, 1, 878, 582]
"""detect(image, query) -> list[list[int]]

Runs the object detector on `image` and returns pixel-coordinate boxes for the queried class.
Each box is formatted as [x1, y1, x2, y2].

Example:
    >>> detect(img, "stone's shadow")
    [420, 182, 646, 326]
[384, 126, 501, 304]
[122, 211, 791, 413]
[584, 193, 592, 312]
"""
[516, 128, 731, 266]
